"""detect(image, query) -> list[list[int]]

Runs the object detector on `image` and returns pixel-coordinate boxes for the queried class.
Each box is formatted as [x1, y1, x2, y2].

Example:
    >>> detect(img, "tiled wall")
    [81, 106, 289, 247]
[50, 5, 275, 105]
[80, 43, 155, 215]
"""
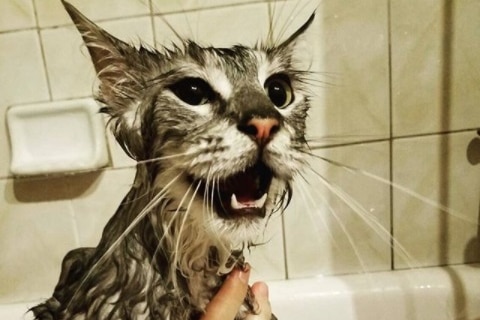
[1, 0, 479, 305]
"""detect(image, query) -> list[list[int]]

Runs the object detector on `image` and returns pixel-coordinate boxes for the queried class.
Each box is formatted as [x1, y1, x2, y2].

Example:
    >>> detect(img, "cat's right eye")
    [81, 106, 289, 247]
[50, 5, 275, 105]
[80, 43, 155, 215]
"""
[169, 78, 213, 106]
[264, 74, 294, 109]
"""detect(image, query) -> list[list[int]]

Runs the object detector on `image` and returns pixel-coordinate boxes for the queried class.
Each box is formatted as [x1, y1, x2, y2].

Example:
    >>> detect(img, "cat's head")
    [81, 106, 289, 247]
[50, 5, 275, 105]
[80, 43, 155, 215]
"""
[63, 1, 314, 245]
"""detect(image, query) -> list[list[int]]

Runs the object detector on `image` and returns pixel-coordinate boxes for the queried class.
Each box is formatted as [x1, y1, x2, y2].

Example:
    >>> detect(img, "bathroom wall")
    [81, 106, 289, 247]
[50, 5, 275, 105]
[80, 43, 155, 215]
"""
[1, 0, 479, 305]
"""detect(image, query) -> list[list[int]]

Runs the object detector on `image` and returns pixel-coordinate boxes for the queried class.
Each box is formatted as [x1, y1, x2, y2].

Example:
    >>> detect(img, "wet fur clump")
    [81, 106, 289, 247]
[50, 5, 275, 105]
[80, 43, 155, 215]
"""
[32, 1, 314, 319]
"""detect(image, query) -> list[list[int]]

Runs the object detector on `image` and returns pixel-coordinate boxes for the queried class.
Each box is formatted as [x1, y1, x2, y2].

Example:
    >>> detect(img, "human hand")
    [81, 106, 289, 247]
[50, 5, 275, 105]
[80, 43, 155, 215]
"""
[201, 265, 272, 320]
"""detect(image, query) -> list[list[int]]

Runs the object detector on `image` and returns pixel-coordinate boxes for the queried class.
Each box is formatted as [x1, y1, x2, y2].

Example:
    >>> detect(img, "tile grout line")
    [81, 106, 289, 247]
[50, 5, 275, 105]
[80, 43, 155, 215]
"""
[387, 0, 395, 271]
[31, 0, 53, 102]
[280, 211, 289, 280]
[148, 0, 158, 48]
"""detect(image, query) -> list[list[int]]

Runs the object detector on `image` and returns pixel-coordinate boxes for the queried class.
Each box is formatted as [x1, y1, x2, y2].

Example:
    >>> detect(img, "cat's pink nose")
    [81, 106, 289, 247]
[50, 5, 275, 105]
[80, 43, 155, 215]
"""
[244, 118, 280, 145]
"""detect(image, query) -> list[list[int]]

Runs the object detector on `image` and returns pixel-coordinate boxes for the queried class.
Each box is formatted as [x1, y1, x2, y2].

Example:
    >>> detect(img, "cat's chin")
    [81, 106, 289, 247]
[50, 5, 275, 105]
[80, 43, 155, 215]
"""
[206, 213, 268, 245]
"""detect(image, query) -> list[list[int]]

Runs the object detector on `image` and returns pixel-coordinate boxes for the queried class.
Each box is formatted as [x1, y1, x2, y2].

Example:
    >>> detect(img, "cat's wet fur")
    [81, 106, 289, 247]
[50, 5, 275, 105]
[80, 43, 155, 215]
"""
[31, 1, 314, 319]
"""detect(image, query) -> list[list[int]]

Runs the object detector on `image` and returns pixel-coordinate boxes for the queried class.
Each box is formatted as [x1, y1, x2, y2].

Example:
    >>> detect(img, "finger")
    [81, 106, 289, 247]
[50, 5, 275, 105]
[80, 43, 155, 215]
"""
[246, 282, 272, 320]
[200, 265, 251, 320]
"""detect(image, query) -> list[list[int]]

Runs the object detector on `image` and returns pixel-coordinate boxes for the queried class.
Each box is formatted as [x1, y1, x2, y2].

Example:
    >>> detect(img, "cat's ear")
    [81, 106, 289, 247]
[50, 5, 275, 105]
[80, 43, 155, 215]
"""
[62, 1, 147, 100]
[62, 1, 152, 160]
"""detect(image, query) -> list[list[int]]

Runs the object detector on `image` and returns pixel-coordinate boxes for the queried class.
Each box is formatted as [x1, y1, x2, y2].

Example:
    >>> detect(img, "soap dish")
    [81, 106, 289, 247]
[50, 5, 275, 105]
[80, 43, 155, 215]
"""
[7, 98, 109, 176]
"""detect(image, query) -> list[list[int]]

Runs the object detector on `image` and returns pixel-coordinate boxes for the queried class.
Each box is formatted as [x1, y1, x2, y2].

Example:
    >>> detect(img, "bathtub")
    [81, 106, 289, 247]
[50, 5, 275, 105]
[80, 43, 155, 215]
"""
[2, 264, 479, 320]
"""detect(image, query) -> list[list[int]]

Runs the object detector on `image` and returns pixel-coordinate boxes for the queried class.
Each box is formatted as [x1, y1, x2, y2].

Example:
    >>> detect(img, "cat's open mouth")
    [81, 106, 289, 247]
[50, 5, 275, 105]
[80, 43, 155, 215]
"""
[194, 162, 273, 219]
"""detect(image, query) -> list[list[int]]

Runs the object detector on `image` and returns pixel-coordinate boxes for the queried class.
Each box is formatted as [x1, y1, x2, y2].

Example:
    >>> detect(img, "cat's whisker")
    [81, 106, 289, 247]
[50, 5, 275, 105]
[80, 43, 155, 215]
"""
[266, 0, 288, 47]
[296, 70, 341, 88]
[307, 151, 479, 226]
[170, 182, 201, 291]
[201, 170, 210, 221]
[293, 175, 338, 247]
[300, 167, 385, 272]
[304, 165, 420, 269]
[66, 172, 182, 310]
[147, 1, 186, 46]
[115, 166, 185, 207]
[148, 197, 190, 290]
[305, 135, 389, 148]
[269, 0, 318, 47]
[138, 151, 200, 166]
[295, 176, 338, 247]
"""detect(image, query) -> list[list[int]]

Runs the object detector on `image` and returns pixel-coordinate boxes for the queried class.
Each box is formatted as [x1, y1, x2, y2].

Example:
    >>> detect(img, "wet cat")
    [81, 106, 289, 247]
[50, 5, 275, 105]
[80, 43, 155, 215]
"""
[32, 1, 314, 319]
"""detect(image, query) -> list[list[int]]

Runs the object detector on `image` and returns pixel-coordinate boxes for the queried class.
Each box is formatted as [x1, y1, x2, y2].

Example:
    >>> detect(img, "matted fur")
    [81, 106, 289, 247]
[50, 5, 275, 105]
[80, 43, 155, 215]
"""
[32, 2, 314, 319]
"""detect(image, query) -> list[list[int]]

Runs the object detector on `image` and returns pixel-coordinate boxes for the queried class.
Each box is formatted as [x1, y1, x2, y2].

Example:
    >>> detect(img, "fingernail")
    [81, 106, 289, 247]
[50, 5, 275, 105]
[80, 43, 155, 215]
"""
[238, 263, 251, 284]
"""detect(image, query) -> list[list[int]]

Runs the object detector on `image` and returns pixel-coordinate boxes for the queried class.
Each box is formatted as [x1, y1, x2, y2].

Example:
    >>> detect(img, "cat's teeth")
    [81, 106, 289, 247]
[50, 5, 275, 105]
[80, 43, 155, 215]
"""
[231, 194, 242, 209]
[256, 193, 268, 208]
[230, 193, 268, 209]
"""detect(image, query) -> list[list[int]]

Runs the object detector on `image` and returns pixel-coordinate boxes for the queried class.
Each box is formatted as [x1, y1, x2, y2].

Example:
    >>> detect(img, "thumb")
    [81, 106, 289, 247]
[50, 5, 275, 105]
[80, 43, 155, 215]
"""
[246, 282, 272, 320]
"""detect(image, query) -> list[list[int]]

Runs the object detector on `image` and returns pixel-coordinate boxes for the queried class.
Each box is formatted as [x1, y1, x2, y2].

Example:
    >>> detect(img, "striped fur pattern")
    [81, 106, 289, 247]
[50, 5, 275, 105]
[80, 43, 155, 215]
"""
[32, 2, 314, 319]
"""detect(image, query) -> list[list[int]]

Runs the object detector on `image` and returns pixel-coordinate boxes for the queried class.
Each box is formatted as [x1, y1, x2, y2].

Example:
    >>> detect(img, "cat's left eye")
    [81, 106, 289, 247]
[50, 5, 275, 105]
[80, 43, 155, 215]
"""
[169, 77, 213, 106]
[264, 74, 294, 109]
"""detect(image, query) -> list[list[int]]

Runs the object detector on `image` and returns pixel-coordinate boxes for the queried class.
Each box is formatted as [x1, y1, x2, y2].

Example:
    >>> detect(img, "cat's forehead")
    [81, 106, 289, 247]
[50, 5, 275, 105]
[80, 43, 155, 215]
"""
[182, 43, 259, 76]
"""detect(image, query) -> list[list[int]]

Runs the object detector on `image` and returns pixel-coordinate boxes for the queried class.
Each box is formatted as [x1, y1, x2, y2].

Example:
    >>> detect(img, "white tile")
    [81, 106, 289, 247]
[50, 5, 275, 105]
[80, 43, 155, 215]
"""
[391, 0, 480, 136]
[393, 131, 480, 268]
[0, 0, 36, 32]
[285, 142, 391, 278]
[151, 0, 262, 14]
[41, 16, 154, 100]
[305, 0, 390, 145]
[35, 0, 151, 28]
[0, 30, 50, 178]
[70, 168, 136, 247]
[0, 30, 50, 107]
[0, 178, 77, 303]
[246, 214, 286, 281]
[154, 2, 269, 48]
[40, 25, 95, 100]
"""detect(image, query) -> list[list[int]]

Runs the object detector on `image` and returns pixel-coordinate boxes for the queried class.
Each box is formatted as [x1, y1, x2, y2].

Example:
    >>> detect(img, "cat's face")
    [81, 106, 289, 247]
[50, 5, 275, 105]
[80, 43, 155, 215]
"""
[64, 2, 313, 245]
[156, 43, 311, 243]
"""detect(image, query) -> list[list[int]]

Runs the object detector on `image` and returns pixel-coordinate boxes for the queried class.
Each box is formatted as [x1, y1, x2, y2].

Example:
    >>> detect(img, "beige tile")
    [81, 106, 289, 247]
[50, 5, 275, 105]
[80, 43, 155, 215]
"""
[151, 0, 262, 14]
[41, 16, 154, 100]
[392, 131, 480, 269]
[245, 214, 286, 281]
[305, 0, 390, 146]
[0, 31, 50, 106]
[391, 0, 480, 136]
[70, 168, 136, 246]
[35, 0, 151, 28]
[154, 2, 269, 48]
[0, 0, 36, 32]
[0, 178, 77, 303]
[285, 142, 391, 278]
[40, 25, 96, 100]
[0, 30, 50, 178]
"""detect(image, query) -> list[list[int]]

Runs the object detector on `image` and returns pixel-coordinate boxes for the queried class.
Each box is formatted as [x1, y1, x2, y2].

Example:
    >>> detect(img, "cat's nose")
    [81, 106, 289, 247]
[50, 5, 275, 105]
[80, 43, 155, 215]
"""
[238, 118, 280, 146]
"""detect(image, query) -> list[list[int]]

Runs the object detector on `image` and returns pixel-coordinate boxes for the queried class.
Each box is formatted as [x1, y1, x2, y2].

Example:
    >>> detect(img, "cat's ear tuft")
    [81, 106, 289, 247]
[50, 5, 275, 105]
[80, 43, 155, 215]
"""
[277, 12, 315, 51]
[265, 12, 316, 70]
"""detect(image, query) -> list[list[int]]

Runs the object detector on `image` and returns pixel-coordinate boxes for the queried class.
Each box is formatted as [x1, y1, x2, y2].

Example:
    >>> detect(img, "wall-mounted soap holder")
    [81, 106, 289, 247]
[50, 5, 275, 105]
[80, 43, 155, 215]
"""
[7, 98, 109, 176]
